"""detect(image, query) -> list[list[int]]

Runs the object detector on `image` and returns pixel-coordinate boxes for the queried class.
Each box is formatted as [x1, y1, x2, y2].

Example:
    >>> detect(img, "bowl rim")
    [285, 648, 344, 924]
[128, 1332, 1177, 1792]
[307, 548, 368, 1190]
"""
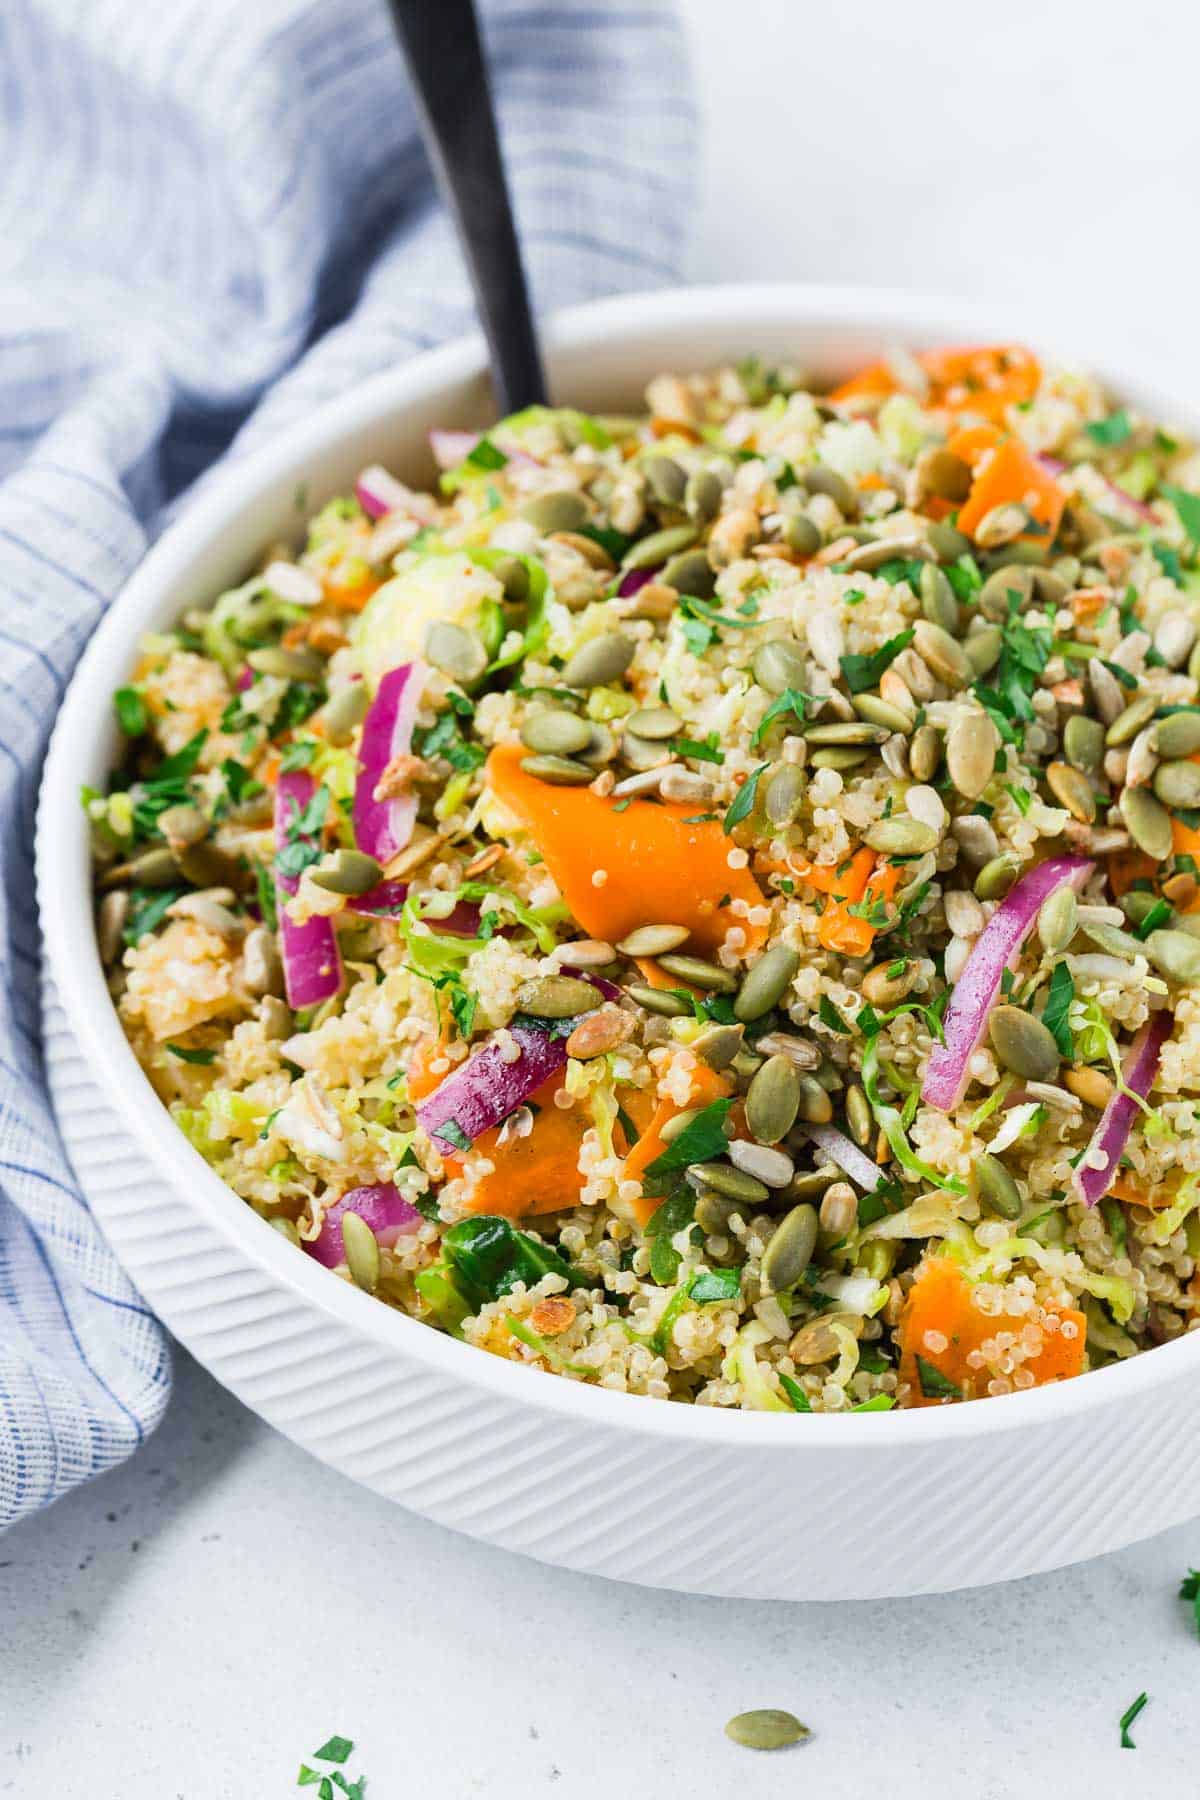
[38, 278, 1200, 1451]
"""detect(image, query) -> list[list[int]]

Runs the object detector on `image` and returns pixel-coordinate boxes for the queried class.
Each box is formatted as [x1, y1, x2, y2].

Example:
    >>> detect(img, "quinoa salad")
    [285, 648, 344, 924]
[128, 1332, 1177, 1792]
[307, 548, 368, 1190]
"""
[86, 345, 1200, 1412]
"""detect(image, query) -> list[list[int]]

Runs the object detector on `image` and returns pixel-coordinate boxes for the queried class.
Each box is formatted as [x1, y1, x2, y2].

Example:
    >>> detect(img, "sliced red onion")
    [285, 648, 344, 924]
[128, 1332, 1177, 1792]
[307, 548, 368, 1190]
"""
[235, 666, 254, 693]
[353, 661, 424, 866]
[922, 855, 1094, 1113]
[617, 566, 661, 599]
[346, 880, 483, 938]
[430, 429, 481, 470]
[355, 464, 413, 521]
[1036, 455, 1068, 478]
[305, 1182, 423, 1269]
[416, 973, 620, 1152]
[806, 1123, 884, 1192]
[1074, 1011, 1172, 1207]
[1098, 473, 1157, 526]
[274, 771, 344, 1009]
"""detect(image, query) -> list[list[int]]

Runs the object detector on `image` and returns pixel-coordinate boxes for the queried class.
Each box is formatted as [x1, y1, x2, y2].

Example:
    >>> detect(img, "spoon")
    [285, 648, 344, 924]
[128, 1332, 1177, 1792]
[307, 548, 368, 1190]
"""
[383, 0, 548, 415]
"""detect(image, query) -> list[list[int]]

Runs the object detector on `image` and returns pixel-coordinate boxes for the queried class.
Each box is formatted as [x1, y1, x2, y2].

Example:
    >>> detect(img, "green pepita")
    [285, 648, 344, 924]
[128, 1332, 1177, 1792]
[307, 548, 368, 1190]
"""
[946, 709, 997, 802]
[1153, 712, 1200, 760]
[785, 512, 822, 556]
[655, 953, 738, 993]
[1063, 714, 1105, 775]
[747, 1055, 802, 1144]
[963, 625, 1002, 678]
[341, 1209, 380, 1295]
[928, 521, 972, 562]
[909, 723, 942, 783]
[246, 645, 325, 683]
[988, 1005, 1060, 1081]
[845, 1082, 872, 1149]
[625, 706, 682, 741]
[520, 709, 595, 757]
[687, 1161, 770, 1206]
[622, 524, 698, 571]
[519, 753, 595, 786]
[978, 564, 1035, 622]
[919, 561, 960, 635]
[1037, 886, 1078, 955]
[1106, 692, 1158, 747]
[692, 1023, 746, 1070]
[560, 632, 636, 689]
[515, 975, 603, 1019]
[974, 1152, 1022, 1220]
[753, 637, 807, 696]
[912, 620, 971, 689]
[735, 945, 800, 1021]
[760, 1205, 819, 1293]
[974, 855, 1021, 901]
[809, 747, 871, 771]
[801, 465, 857, 516]
[1153, 759, 1200, 810]
[322, 681, 369, 745]
[1145, 930, 1200, 984]
[864, 816, 939, 855]
[852, 693, 914, 735]
[661, 548, 716, 598]
[642, 454, 687, 508]
[1119, 784, 1174, 859]
[309, 848, 386, 896]
[519, 489, 589, 534]
[684, 467, 724, 523]
[1046, 761, 1096, 823]
[627, 983, 692, 1018]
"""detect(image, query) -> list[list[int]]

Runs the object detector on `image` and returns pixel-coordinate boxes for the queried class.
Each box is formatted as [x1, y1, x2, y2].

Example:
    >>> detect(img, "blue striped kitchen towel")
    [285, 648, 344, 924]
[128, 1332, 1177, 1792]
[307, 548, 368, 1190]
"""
[0, 0, 694, 1530]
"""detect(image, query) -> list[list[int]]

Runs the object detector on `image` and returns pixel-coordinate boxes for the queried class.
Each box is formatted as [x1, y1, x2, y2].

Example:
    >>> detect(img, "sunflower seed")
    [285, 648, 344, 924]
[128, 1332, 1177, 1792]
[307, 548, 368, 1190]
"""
[893, 647, 935, 702]
[1155, 612, 1197, 670]
[661, 769, 715, 805]
[975, 502, 1030, 548]
[1063, 1065, 1116, 1110]
[807, 609, 844, 675]
[1088, 658, 1127, 727]
[1045, 761, 1096, 823]
[754, 1031, 821, 1069]
[764, 763, 806, 827]
[988, 1006, 1060, 1081]
[760, 1205, 819, 1293]
[860, 961, 915, 1006]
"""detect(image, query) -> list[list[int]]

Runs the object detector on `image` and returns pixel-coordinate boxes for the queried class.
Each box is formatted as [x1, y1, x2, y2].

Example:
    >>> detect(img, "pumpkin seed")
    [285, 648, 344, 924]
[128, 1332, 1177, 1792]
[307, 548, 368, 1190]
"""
[341, 1210, 380, 1295]
[309, 848, 386, 896]
[764, 763, 806, 827]
[928, 520, 972, 561]
[1032, 567, 1071, 606]
[1154, 711, 1200, 759]
[1119, 784, 1173, 859]
[684, 467, 723, 523]
[785, 1164, 840, 1202]
[988, 1006, 1060, 1081]
[979, 564, 1035, 621]
[975, 501, 1030, 548]
[516, 975, 603, 1018]
[919, 561, 960, 634]
[692, 1023, 745, 1070]
[1038, 886, 1079, 955]
[797, 1074, 833, 1124]
[242, 925, 284, 998]
[801, 465, 857, 515]
[760, 1205, 819, 1292]
[97, 891, 129, 964]
[852, 693, 913, 735]
[747, 1054, 802, 1144]
[1080, 921, 1143, 960]
[1046, 761, 1096, 823]
[946, 709, 997, 801]
[723, 1709, 811, 1753]
[1154, 759, 1200, 809]
[560, 632, 635, 689]
[809, 747, 871, 771]
[642, 454, 687, 508]
[963, 626, 1002, 678]
[1063, 714, 1106, 774]
[917, 446, 972, 503]
[1119, 890, 1161, 928]
[753, 637, 807, 696]
[176, 843, 244, 890]
[974, 1152, 1021, 1220]
[616, 923, 690, 957]
[687, 1161, 770, 1205]
[655, 953, 739, 993]
[730, 1049, 764, 1081]
[661, 548, 716, 597]
[269, 1216, 301, 1247]
[805, 720, 888, 748]
[864, 816, 939, 855]
[845, 1082, 872, 1149]
[157, 803, 208, 848]
[909, 723, 942, 783]
[913, 620, 970, 689]
[735, 945, 800, 1021]
[785, 512, 822, 556]
[1105, 692, 1158, 747]
[520, 709, 595, 756]
[625, 706, 681, 742]
[322, 681, 369, 744]
[425, 619, 487, 685]
[694, 1190, 751, 1234]
[520, 490, 589, 534]
[660, 769, 714, 805]
[519, 753, 595, 786]
[974, 855, 1020, 901]
[842, 535, 934, 574]
[621, 730, 671, 773]
[984, 537, 1046, 567]
[622, 523, 697, 571]
[247, 645, 325, 683]
[1145, 930, 1200, 984]
[728, 1139, 794, 1188]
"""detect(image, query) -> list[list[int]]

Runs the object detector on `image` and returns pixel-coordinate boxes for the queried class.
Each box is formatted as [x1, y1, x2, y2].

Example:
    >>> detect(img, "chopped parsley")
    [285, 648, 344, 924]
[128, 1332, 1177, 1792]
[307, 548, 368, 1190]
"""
[1162, 483, 1200, 546]
[818, 995, 850, 1035]
[417, 708, 486, 773]
[122, 885, 185, 944]
[780, 1373, 812, 1412]
[165, 1043, 216, 1065]
[113, 686, 148, 736]
[1042, 961, 1075, 1060]
[689, 1267, 741, 1304]
[298, 1733, 366, 1799]
[644, 1099, 734, 1189]
[915, 1356, 962, 1401]
[839, 629, 915, 695]
[675, 732, 724, 764]
[1179, 1568, 1200, 1640]
[1085, 409, 1132, 447]
[752, 687, 813, 746]
[722, 763, 768, 832]
[434, 1118, 473, 1153]
[1119, 1691, 1148, 1750]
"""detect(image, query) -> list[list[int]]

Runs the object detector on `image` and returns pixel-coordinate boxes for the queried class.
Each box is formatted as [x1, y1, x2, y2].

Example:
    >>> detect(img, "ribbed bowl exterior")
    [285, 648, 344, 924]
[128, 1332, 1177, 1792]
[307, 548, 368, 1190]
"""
[39, 287, 1200, 1599]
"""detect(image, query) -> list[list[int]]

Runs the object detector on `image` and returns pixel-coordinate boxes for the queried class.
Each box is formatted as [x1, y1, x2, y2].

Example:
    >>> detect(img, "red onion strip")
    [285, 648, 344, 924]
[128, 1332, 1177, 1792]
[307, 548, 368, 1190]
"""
[1074, 1011, 1172, 1207]
[305, 1182, 423, 1269]
[353, 661, 423, 866]
[806, 1123, 884, 1192]
[274, 771, 344, 1009]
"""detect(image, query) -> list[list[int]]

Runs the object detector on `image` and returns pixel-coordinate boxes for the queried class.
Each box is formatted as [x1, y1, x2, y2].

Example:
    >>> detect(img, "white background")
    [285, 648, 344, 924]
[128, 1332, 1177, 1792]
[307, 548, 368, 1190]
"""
[5, 3, 1200, 1795]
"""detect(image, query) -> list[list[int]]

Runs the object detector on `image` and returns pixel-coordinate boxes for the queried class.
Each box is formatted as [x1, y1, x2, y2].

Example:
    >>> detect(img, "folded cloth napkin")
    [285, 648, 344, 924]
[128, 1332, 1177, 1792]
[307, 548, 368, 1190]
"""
[0, 0, 694, 1530]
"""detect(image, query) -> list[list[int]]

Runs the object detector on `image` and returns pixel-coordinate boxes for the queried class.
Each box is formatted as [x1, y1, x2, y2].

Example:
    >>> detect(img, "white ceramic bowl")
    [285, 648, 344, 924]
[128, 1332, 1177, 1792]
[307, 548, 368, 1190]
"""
[37, 285, 1200, 1600]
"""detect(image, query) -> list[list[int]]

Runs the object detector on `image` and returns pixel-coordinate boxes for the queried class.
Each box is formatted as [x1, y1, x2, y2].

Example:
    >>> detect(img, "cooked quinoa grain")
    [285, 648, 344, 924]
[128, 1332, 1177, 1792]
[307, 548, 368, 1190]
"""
[88, 345, 1200, 1411]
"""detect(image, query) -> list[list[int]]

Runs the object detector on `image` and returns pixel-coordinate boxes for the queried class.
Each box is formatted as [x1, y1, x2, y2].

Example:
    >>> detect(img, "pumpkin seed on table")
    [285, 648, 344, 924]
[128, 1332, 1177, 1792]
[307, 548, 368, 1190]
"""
[974, 1152, 1021, 1220]
[519, 489, 589, 533]
[1153, 759, 1200, 809]
[760, 1203, 819, 1292]
[622, 523, 697, 571]
[1119, 784, 1174, 858]
[747, 1055, 803, 1143]
[1154, 711, 1200, 759]
[735, 944, 800, 1021]
[725, 1709, 811, 1753]
[988, 1006, 1060, 1081]
[520, 753, 595, 786]
[1063, 714, 1105, 774]
[515, 975, 603, 1018]
[341, 1210, 380, 1295]
[1046, 761, 1096, 824]
[655, 953, 738, 992]
[520, 709, 595, 756]
[560, 631, 635, 689]
[753, 637, 808, 696]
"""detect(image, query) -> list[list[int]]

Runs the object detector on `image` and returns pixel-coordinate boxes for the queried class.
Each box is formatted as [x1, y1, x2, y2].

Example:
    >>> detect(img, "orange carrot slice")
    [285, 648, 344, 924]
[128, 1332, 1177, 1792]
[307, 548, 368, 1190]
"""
[790, 849, 901, 957]
[956, 437, 1064, 546]
[486, 743, 766, 956]
[830, 345, 1040, 423]
[898, 1256, 1086, 1406]
[621, 1063, 731, 1227]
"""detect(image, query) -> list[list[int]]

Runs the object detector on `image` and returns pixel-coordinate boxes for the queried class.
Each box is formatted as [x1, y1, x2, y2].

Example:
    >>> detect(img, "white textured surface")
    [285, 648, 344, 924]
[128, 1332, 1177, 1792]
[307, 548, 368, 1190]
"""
[11, 4, 1200, 1789]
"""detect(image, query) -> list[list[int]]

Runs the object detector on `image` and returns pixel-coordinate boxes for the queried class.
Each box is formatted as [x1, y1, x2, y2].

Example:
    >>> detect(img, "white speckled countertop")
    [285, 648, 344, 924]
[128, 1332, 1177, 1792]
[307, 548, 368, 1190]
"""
[4, 2, 1200, 1792]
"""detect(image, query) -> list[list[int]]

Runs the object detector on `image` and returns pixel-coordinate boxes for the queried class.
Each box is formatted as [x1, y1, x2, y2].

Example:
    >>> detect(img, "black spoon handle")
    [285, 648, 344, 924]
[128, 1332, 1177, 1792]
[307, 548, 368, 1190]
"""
[383, 0, 548, 415]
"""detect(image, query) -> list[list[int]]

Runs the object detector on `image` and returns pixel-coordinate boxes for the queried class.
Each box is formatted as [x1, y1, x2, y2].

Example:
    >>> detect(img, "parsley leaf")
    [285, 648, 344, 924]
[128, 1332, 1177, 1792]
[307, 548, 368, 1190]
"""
[722, 763, 768, 833]
[644, 1100, 734, 1189]
[313, 1738, 353, 1766]
[1085, 409, 1132, 447]
[1162, 484, 1200, 545]
[916, 1356, 962, 1401]
[435, 1119, 472, 1153]
[165, 1043, 216, 1065]
[675, 733, 724, 764]
[123, 885, 185, 944]
[1042, 962, 1075, 1060]
[780, 1372, 812, 1412]
[818, 995, 850, 1035]
[839, 629, 915, 695]
[751, 687, 813, 746]
[689, 1267, 741, 1303]
[1179, 1568, 1200, 1640]
[113, 686, 148, 736]
[1119, 1691, 1149, 1750]
[645, 1189, 698, 1284]
[416, 708, 486, 773]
